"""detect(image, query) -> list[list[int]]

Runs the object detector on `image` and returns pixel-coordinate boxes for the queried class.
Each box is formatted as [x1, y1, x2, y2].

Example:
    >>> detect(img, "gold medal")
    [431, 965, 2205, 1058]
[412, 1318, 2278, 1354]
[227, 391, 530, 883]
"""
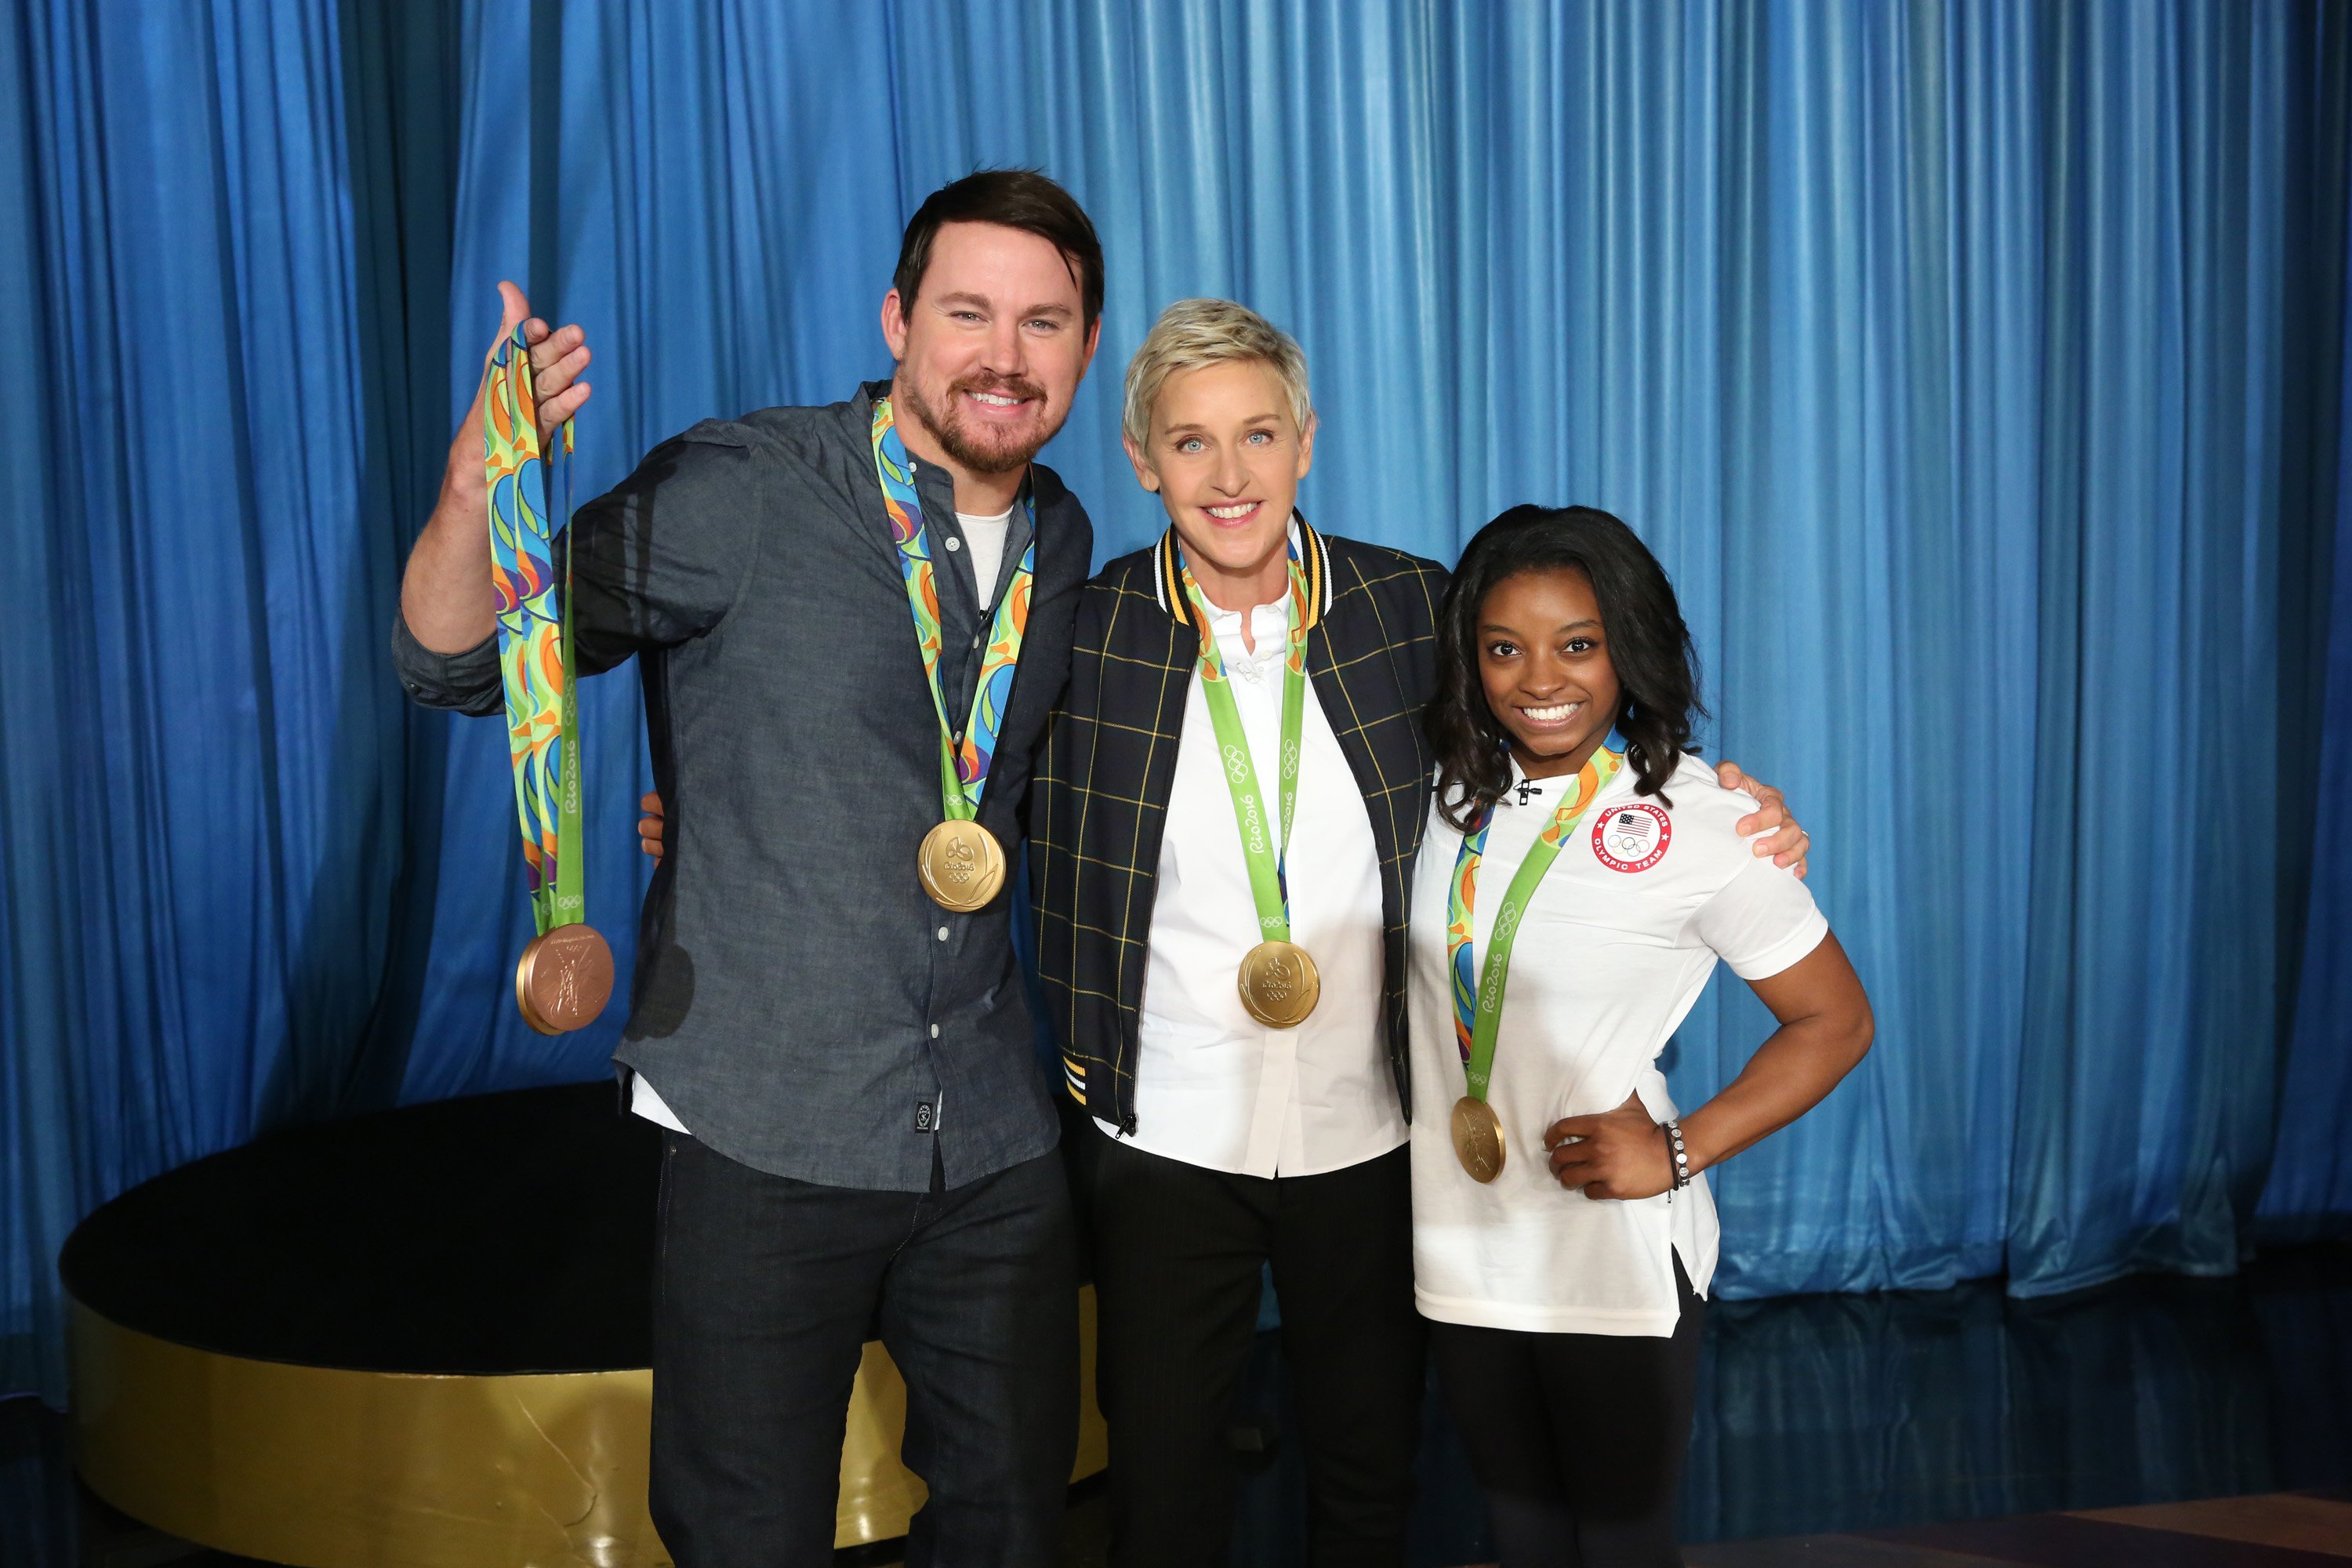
[918, 818, 1006, 913]
[1450, 1095, 1505, 1182]
[514, 924, 615, 1036]
[1237, 939, 1320, 1029]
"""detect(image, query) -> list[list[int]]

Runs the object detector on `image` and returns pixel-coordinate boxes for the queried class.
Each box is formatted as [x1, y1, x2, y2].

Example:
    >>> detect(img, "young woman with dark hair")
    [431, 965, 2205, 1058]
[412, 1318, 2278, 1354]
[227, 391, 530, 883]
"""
[1410, 505, 1874, 1568]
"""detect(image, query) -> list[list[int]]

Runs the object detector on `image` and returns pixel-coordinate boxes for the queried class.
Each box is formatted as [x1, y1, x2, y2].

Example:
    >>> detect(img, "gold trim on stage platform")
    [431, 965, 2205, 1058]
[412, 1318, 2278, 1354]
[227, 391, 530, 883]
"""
[69, 1288, 1109, 1566]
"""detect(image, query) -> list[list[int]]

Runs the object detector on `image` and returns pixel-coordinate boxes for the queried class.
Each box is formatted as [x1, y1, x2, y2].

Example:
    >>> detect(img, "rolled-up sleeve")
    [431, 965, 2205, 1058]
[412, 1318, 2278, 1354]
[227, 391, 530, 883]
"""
[390, 614, 503, 716]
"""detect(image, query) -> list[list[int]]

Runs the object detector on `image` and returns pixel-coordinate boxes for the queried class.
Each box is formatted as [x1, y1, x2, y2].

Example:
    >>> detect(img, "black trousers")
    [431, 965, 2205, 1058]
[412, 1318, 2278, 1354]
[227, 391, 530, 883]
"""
[1426, 1258, 1704, 1568]
[1081, 1131, 1425, 1567]
[648, 1131, 1078, 1568]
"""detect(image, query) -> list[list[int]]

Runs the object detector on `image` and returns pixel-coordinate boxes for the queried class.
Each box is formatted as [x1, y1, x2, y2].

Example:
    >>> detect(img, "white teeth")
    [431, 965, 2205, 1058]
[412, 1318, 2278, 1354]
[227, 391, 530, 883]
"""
[1520, 702, 1581, 722]
[1207, 503, 1255, 519]
[971, 391, 1022, 407]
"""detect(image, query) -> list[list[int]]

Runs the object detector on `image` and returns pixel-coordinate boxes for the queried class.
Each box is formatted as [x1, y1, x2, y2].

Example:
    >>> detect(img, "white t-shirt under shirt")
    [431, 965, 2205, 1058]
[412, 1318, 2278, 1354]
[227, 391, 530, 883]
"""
[1407, 750, 1828, 1338]
[1095, 573, 1402, 1177]
[953, 506, 1014, 604]
[629, 506, 1020, 1140]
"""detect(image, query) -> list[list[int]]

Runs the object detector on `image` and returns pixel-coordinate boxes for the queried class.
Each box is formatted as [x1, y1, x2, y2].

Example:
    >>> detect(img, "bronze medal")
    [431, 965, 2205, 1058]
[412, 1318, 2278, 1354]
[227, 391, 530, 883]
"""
[1236, 939, 1321, 1029]
[1450, 1095, 1505, 1183]
[514, 924, 615, 1036]
[917, 818, 1006, 913]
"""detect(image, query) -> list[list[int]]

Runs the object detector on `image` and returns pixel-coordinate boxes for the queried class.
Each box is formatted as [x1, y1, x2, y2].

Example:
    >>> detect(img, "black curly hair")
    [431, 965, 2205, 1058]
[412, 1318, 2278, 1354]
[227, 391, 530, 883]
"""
[1429, 505, 1704, 831]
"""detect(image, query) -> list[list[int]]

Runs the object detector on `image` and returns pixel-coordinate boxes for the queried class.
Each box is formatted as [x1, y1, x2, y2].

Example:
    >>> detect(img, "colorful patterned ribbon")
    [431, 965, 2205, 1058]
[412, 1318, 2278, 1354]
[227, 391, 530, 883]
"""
[1447, 732, 1628, 1099]
[869, 397, 1037, 821]
[1176, 538, 1311, 941]
[485, 328, 583, 936]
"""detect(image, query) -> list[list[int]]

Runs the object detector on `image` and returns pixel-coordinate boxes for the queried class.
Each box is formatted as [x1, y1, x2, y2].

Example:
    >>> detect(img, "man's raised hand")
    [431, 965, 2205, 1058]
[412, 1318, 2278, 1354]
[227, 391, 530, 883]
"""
[441, 282, 593, 502]
[501, 279, 594, 441]
[405, 283, 595, 655]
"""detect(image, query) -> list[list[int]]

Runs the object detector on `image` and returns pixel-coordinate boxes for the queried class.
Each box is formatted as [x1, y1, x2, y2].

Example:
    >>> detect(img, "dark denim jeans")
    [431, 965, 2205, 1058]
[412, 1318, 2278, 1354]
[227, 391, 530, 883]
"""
[648, 1131, 1079, 1566]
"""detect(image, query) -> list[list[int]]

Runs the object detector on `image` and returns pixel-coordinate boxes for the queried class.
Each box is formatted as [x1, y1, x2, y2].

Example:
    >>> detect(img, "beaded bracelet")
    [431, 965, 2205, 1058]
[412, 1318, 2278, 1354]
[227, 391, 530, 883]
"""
[1661, 1119, 1690, 1192]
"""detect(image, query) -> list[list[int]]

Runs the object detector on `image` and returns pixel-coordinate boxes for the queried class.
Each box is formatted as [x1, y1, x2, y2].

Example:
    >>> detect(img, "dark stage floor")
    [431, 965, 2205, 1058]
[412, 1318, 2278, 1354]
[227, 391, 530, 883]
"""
[6, 1241, 2348, 1567]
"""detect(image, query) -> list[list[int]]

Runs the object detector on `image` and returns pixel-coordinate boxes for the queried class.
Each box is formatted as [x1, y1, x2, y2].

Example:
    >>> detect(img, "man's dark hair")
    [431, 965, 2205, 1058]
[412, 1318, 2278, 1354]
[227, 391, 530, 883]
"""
[893, 169, 1105, 329]
[1428, 505, 1706, 830]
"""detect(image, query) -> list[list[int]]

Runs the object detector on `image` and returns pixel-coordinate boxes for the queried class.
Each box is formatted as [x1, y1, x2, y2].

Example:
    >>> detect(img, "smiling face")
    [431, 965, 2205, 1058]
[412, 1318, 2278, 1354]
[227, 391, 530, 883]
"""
[1477, 564, 1623, 780]
[1123, 358, 1316, 610]
[881, 220, 1098, 479]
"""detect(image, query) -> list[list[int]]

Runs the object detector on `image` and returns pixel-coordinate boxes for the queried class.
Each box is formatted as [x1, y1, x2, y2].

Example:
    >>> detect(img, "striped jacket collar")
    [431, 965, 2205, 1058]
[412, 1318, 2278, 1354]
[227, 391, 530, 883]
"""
[1150, 511, 1334, 631]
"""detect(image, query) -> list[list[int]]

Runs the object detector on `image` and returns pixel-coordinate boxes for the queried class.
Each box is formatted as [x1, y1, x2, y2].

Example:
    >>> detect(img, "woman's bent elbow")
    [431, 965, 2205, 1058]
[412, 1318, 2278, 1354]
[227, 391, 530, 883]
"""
[1842, 1000, 1875, 1069]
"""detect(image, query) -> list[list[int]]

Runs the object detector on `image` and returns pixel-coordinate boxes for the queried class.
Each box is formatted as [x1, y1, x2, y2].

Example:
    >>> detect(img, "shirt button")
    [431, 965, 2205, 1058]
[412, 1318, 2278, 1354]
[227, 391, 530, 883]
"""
[929, 1025, 941, 1039]
[936, 927, 949, 942]
[945, 537, 962, 552]
[970, 634, 982, 649]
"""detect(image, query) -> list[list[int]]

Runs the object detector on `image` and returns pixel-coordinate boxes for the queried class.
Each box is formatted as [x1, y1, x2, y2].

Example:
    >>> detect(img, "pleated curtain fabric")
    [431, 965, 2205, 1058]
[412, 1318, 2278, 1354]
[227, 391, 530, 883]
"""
[2, 0, 2347, 1405]
[2, 0, 416, 1405]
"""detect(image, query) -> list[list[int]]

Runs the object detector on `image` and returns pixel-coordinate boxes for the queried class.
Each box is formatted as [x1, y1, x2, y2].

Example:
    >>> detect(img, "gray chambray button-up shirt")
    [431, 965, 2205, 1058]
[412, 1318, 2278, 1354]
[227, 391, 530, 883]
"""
[393, 380, 1091, 1191]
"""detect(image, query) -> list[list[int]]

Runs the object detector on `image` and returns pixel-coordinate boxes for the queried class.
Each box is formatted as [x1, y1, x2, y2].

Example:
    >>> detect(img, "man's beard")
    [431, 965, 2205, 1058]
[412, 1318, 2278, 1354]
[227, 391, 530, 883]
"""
[899, 373, 1053, 476]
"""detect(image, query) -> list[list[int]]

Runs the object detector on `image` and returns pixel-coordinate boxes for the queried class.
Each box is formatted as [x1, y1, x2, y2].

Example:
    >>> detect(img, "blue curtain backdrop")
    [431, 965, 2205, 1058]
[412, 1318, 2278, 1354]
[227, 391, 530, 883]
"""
[4, 0, 2348, 1404]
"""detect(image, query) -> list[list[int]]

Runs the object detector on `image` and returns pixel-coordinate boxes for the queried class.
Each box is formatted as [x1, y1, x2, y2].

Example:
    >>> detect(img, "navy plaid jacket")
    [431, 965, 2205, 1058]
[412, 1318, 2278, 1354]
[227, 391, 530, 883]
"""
[1027, 517, 1448, 1135]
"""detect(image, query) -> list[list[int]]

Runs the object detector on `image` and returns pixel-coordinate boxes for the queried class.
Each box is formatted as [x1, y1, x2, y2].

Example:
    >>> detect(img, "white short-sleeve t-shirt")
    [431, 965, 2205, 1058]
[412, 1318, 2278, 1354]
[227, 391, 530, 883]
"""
[1407, 750, 1828, 1338]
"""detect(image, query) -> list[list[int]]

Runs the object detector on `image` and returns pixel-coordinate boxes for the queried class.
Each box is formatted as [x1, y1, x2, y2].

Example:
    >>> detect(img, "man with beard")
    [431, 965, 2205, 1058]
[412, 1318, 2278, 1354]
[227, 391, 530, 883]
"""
[392, 170, 1103, 1566]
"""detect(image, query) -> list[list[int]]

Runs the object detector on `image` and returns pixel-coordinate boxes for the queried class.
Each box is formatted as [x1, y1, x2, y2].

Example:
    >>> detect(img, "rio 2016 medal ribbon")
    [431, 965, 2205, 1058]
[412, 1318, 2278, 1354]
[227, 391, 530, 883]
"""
[485, 325, 612, 1034]
[870, 397, 1036, 914]
[1445, 732, 1628, 1180]
[1174, 536, 1320, 1030]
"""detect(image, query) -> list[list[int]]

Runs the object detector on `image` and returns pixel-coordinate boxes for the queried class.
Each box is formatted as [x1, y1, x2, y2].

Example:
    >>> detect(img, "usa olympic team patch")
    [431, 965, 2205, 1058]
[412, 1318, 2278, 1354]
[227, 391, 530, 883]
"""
[1592, 801, 1671, 873]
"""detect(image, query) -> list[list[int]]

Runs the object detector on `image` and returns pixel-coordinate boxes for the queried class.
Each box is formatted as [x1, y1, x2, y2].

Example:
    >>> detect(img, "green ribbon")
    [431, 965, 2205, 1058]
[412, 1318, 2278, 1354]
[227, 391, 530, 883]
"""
[1446, 735, 1627, 1100]
[1175, 541, 1310, 943]
[484, 328, 584, 937]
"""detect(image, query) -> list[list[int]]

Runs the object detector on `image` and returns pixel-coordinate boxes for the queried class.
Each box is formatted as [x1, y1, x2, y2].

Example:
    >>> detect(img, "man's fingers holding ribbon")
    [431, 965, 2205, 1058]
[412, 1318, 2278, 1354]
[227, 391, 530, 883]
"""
[526, 318, 593, 439]
[476, 281, 592, 445]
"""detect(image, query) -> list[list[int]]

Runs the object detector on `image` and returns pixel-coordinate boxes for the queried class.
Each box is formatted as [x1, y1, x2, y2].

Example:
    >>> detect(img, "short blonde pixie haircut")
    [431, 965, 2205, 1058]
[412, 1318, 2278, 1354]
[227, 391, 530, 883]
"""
[1121, 298, 1315, 452]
